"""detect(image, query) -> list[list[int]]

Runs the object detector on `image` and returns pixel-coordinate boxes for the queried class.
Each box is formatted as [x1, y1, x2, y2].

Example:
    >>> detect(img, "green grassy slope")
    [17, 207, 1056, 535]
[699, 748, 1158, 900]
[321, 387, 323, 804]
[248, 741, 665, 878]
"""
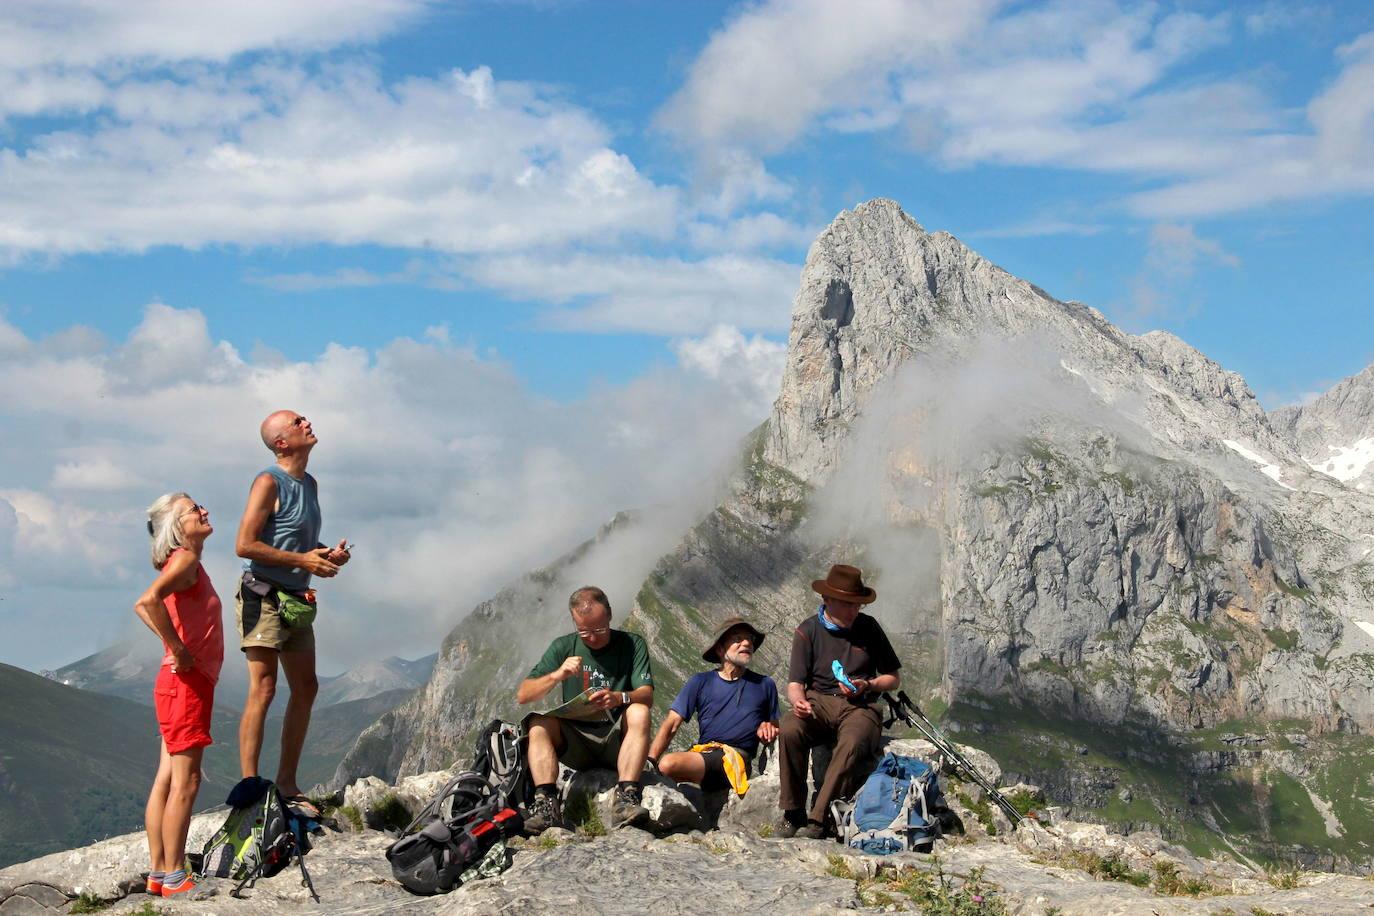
[0, 664, 412, 868]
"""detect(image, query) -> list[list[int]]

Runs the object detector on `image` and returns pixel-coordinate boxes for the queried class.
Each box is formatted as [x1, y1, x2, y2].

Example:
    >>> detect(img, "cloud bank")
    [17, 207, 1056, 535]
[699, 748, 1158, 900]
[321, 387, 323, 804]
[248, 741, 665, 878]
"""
[0, 305, 785, 672]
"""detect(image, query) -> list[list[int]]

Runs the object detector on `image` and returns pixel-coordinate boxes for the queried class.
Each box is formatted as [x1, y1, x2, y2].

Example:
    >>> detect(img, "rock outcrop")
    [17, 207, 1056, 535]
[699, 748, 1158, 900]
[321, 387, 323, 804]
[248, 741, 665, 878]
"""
[6, 747, 1374, 915]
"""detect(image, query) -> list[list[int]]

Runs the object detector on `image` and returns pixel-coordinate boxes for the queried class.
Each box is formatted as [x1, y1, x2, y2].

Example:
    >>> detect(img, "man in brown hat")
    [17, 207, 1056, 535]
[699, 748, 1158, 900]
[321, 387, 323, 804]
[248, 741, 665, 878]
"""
[776, 564, 901, 839]
[647, 618, 780, 796]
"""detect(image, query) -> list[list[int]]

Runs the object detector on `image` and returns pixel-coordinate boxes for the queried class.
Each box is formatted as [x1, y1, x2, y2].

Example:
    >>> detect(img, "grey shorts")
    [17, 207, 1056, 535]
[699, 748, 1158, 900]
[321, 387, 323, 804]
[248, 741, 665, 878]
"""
[556, 719, 623, 771]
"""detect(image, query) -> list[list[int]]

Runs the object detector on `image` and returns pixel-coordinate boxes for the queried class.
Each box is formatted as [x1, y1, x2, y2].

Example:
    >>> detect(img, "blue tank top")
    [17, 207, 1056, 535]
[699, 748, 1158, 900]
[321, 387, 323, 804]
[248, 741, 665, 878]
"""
[246, 465, 322, 592]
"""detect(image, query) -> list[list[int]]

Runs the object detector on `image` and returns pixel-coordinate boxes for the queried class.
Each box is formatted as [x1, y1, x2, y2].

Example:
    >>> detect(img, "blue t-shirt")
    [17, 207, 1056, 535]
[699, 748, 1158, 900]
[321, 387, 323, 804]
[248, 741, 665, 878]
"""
[670, 670, 779, 757]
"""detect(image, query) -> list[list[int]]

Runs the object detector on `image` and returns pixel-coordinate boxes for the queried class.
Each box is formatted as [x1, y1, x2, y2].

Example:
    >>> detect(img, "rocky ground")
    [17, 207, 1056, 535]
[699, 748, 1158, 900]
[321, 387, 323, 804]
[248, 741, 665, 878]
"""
[6, 740, 1372, 915]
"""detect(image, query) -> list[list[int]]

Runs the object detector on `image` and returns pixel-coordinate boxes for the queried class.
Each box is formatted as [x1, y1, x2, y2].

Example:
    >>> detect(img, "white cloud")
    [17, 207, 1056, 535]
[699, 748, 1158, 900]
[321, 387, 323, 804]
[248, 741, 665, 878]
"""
[672, 324, 787, 413]
[657, 0, 993, 155]
[0, 1, 427, 75]
[659, 0, 1374, 218]
[0, 63, 679, 259]
[967, 219, 1107, 239]
[1119, 223, 1240, 324]
[686, 212, 821, 253]
[466, 252, 800, 335]
[0, 305, 779, 672]
[1145, 223, 1242, 275]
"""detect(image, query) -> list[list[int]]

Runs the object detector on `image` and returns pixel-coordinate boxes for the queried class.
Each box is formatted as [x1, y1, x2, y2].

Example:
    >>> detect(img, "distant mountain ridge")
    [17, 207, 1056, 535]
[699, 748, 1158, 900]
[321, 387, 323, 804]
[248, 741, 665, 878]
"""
[45, 641, 435, 711]
[10, 651, 431, 869]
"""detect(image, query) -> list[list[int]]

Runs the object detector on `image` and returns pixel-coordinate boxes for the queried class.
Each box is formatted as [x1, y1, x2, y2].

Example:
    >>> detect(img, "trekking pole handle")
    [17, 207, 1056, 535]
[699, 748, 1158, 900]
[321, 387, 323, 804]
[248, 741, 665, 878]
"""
[895, 690, 925, 719]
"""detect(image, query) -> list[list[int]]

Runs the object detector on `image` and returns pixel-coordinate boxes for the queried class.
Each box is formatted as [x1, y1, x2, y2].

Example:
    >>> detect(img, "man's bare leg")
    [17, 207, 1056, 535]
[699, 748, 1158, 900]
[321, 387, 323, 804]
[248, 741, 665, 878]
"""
[275, 647, 319, 797]
[526, 714, 563, 786]
[239, 647, 279, 778]
[658, 751, 707, 783]
[617, 703, 651, 783]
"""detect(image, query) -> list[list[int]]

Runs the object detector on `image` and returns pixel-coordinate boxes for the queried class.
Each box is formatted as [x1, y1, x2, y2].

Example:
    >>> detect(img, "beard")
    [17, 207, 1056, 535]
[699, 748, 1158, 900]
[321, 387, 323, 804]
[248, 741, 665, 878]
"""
[723, 649, 753, 669]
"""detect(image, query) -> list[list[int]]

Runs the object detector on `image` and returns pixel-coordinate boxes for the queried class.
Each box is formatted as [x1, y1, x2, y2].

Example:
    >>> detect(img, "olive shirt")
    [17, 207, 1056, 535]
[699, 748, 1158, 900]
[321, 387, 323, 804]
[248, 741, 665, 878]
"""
[787, 611, 901, 702]
[528, 630, 654, 705]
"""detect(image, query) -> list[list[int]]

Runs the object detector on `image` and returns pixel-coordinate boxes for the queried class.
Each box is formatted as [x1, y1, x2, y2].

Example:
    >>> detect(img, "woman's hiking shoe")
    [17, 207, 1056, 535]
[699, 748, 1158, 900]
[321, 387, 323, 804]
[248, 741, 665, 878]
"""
[610, 784, 649, 829]
[523, 792, 565, 835]
[145, 872, 164, 895]
[160, 872, 196, 897]
[773, 810, 806, 838]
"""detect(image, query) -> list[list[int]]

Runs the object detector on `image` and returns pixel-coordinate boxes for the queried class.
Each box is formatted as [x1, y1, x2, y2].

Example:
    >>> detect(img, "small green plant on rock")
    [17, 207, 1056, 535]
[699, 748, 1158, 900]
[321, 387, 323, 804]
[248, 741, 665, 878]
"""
[1264, 866, 1305, 889]
[756, 822, 774, 838]
[373, 793, 414, 832]
[128, 903, 168, 916]
[826, 853, 856, 879]
[955, 789, 998, 836]
[876, 863, 1011, 915]
[1151, 860, 1220, 896]
[1002, 788, 1042, 818]
[337, 803, 364, 831]
[69, 892, 108, 913]
[563, 793, 606, 837]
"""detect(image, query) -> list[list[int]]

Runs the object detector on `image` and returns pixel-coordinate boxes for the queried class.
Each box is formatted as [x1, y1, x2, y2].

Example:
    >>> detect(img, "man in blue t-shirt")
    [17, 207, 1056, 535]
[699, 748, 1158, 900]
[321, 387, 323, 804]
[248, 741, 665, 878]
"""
[647, 617, 779, 794]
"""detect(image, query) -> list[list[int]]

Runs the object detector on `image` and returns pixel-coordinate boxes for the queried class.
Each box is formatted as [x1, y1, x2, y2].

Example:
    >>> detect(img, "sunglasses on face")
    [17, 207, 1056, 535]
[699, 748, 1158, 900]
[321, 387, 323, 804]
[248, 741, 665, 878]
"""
[290, 415, 308, 428]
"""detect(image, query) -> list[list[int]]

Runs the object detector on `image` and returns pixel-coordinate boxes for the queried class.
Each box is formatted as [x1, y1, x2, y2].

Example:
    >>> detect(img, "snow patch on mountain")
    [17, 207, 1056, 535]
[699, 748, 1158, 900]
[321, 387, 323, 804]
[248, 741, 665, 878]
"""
[1306, 437, 1374, 488]
[1222, 439, 1296, 490]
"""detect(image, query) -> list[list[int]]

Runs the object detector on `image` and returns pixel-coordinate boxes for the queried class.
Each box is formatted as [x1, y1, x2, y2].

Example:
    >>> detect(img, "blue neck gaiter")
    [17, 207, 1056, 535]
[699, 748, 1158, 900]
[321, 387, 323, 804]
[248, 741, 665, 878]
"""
[817, 604, 850, 634]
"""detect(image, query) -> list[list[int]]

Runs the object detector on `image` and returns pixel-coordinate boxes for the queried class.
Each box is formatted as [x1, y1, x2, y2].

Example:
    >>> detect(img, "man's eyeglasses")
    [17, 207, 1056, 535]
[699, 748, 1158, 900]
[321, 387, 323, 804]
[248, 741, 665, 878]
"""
[576, 627, 611, 638]
[290, 415, 308, 428]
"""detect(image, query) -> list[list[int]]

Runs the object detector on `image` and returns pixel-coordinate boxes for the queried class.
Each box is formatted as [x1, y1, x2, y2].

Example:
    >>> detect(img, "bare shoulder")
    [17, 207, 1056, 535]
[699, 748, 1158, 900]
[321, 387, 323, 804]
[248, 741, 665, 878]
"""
[159, 549, 200, 592]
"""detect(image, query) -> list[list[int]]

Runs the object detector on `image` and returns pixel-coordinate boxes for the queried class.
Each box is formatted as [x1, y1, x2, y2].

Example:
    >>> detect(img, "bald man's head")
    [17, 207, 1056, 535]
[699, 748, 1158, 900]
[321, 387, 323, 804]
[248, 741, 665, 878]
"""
[261, 410, 301, 453]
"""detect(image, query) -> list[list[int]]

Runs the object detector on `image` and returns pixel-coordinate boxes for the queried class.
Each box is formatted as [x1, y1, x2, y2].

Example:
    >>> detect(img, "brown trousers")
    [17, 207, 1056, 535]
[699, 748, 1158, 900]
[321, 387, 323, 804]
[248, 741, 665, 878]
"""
[779, 689, 883, 823]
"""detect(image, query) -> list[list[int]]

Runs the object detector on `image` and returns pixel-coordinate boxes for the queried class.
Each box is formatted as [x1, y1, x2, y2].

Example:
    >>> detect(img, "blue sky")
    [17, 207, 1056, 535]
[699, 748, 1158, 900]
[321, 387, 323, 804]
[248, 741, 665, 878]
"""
[1, 0, 1372, 672]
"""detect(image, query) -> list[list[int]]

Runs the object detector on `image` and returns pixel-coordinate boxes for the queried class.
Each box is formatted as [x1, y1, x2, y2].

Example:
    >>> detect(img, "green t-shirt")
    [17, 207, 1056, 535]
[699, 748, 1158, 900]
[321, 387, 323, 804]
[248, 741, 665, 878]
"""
[528, 630, 654, 704]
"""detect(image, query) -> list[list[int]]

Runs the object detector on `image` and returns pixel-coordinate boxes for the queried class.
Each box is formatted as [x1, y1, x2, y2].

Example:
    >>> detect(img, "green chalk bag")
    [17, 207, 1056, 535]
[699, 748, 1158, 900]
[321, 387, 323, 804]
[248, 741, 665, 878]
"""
[276, 589, 317, 628]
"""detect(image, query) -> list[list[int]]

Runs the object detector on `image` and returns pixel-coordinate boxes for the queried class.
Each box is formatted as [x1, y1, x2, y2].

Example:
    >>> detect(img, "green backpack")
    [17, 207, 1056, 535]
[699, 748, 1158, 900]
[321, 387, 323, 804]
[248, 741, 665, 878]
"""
[196, 777, 319, 902]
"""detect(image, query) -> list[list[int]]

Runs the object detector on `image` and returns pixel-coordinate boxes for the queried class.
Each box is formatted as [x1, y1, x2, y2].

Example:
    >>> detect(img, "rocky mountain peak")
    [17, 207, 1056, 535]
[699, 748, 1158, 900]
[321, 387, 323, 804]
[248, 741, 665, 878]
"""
[1271, 361, 1374, 491]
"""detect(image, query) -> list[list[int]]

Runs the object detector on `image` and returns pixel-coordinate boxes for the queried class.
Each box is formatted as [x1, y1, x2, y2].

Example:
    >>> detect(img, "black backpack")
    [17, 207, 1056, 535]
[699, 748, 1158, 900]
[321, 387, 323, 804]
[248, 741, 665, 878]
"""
[385, 771, 524, 896]
[196, 777, 319, 902]
[472, 719, 531, 809]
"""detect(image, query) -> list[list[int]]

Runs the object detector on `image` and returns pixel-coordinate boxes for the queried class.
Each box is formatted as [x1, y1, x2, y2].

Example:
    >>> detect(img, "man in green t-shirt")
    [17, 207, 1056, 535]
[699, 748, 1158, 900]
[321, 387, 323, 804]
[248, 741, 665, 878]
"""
[517, 585, 654, 834]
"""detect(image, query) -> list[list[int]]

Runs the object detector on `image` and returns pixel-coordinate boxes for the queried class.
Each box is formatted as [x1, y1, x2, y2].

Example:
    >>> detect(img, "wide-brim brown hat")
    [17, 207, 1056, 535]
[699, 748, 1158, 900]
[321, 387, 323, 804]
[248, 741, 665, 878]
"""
[811, 564, 877, 604]
[703, 617, 766, 663]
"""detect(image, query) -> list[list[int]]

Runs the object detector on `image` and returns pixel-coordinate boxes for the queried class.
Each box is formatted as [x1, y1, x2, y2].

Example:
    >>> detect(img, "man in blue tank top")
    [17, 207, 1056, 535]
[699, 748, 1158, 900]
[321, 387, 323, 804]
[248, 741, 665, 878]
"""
[234, 410, 350, 807]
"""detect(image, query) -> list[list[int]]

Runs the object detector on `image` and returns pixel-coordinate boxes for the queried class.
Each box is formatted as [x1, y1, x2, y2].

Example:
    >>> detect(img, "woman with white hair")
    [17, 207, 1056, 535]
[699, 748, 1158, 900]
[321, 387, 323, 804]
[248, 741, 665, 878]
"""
[134, 492, 223, 898]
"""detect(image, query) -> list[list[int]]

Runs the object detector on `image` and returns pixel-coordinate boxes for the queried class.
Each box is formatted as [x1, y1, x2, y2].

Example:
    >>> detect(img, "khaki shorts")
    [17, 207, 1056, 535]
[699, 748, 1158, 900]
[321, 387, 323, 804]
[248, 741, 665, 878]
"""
[523, 715, 623, 771]
[236, 579, 315, 653]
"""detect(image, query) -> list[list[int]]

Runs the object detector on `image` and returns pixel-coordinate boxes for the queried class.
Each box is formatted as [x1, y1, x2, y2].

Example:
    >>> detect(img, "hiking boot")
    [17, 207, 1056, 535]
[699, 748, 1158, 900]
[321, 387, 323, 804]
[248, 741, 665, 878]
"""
[523, 792, 565, 835]
[798, 820, 828, 840]
[610, 784, 649, 829]
[773, 810, 805, 838]
[161, 874, 197, 897]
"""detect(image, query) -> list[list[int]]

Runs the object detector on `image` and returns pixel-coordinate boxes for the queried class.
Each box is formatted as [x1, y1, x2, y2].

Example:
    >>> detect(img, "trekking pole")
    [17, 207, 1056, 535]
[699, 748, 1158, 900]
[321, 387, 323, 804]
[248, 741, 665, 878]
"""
[882, 692, 1024, 827]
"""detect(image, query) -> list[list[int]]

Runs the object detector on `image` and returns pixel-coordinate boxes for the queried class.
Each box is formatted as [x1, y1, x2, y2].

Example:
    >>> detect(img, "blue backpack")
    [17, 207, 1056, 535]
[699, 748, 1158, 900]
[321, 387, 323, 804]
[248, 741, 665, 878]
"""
[831, 752, 941, 855]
